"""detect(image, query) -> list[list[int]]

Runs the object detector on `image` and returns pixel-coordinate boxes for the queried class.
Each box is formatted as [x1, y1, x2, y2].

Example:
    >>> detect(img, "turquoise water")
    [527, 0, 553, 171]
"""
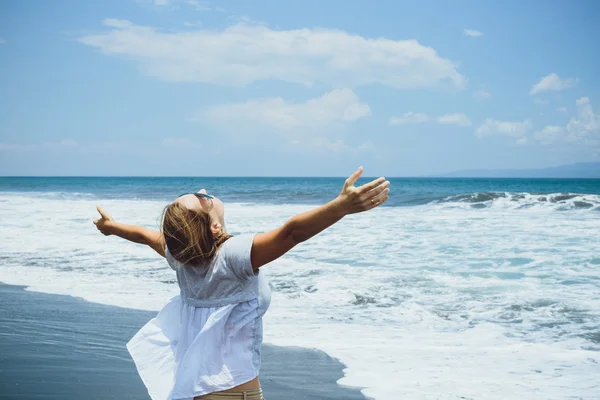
[1, 177, 599, 207]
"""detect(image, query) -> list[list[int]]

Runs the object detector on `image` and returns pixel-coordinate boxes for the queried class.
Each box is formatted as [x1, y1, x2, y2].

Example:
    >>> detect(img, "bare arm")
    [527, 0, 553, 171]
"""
[251, 167, 390, 269]
[93, 206, 165, 257]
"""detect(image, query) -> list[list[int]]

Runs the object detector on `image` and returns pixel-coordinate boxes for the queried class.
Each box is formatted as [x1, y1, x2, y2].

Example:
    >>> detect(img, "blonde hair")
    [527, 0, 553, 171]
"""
[161, 202, 231, 265]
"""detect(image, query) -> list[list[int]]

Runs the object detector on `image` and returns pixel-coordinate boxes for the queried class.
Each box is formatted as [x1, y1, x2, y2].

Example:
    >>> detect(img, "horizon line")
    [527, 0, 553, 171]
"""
[1, 175, 599, 179]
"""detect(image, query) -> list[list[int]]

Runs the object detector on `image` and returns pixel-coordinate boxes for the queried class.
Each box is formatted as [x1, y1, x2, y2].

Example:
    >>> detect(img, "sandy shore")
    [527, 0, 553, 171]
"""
[0, 283, 367, 399]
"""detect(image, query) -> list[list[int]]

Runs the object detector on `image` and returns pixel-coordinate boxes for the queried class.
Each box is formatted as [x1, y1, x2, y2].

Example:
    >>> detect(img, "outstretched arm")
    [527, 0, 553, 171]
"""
[250, 167, 389, 269]
[93, 206, 165, 258]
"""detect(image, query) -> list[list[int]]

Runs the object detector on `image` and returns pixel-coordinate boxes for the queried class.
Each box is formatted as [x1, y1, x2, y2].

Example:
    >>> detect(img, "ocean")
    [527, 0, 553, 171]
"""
[0, 176, 599, 399]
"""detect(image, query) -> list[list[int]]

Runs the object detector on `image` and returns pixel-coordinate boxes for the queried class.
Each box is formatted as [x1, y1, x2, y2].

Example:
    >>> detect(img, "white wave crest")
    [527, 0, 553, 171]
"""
[436, 191, 600, 211]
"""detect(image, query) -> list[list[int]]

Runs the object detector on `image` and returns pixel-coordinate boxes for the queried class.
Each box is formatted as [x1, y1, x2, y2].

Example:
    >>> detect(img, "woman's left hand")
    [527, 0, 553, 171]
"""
[93, 206, 115, 236]
[335, 167, 390, 215]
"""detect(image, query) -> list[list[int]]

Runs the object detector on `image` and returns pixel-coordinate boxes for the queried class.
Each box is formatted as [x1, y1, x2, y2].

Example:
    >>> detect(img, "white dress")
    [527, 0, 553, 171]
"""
[126, 235, 271, 400]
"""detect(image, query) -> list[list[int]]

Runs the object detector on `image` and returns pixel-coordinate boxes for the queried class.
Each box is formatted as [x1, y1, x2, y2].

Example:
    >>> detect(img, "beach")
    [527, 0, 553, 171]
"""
[0, 177, 599, 399]
[0, 283, 367, 400]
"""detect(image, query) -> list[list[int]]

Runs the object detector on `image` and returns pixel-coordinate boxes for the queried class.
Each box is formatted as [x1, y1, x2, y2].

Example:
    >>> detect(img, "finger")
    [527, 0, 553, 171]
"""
[358, 177, 387, 194]
[93, 219, 99, 225]
[366, 195, 388, 210]
[365, 188, 390, 210]
[344, 166, 364, 189]
[96, 205, 109, 219]
[365, 180, 390, 198]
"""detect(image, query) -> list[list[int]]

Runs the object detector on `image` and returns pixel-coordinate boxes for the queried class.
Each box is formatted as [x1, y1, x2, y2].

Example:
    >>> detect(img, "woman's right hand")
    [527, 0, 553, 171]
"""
[93, 206, 116, 236]
[336, 167, 390, 215]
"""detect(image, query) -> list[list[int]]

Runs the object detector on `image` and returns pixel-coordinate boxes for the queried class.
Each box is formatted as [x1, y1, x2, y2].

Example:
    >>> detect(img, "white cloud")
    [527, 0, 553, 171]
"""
[78, 20, 466, 89]
[0, 39, 5, 44]
[389, 112, 430, 125]
[310, 137, 350, 152]
[184, 21, 203, 27]
[437, 113, 472, 126]
[533, 98, 549, 105]
[357, 141, 374, 152]
[389, 112, 471, 127]
[0, 139, 198, 155]
[529, 73, 578, 95]
[0, 139, 78, 151]
[150, 0, 223, 11]
[202, 88, 371, 131]
[534, 125, 564, 145]
[463, 29, 483, 38]
[535, 97, 599, 145]
[226, 15, 266, 25]
[567, 97, 598, 142]
[0, 143, 25, 150]
[476, 119, 532, 138]
[516, 137, 528, 145]
[290, 137, 373, 154]
[293, 137, 348, 153]
[55, 138, 77, 147]
[472, 90, 491, 101]
[557, 107, 567, 113]
[185, 0, 211, 11]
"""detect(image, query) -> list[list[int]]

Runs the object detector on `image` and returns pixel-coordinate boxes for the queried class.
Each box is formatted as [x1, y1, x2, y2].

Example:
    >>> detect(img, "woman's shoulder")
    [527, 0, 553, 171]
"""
[221, 234, 255, 252]
[218, 234, 257, 280]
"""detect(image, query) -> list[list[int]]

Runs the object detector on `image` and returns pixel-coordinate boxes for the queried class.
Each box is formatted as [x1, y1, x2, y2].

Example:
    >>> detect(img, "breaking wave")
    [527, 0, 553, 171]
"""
[435, 192, 600, 211]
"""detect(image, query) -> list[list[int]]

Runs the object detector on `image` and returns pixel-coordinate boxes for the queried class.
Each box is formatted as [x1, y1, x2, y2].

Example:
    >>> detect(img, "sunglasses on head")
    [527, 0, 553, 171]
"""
[179, 193, 214, 200]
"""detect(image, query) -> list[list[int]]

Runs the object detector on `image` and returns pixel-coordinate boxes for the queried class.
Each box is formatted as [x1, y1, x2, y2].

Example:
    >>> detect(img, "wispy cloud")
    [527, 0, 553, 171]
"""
[437, 113, 472, 126]
[534, 126, 564, 145]
[0, 139, 78, 152]
[0, 143, 27, 151]
[78, 19, 466, 89]
[529, 73, 578, 95]
[183, 21, 203, 27]
[516, 137, 528, 146]
[473, 90, 491, 101]
[150, 0, 222, 11]
[0, 138, 201, 155]
[289, 137, 373, 154]
[389, 112, 471, 126]
[535, 97, 599, 145]
[389, 112, 430, 125]
[463, 29, 483, 38]
[185, 0, 212, 11]
[0, 39, 6, 45]
[201, 89, 371, 131]
[476, 119, 532, 139]
[557, 107, 567, 113]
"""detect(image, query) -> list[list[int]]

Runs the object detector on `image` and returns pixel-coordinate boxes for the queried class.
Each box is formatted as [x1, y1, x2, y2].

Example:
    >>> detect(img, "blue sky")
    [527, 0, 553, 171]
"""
[1, 0, 599, 176]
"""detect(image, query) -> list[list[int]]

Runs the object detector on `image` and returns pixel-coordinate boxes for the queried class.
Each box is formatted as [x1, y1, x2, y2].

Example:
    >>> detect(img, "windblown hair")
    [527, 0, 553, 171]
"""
[161, 202, 231, 265]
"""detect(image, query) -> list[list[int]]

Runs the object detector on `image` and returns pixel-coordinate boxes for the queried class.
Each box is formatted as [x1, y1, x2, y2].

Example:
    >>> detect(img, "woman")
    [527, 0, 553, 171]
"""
[93, 167, 389, 400]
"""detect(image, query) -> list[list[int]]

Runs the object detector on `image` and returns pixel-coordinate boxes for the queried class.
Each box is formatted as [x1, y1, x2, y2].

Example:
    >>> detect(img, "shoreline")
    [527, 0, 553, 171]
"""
[0, 283, 367, 400]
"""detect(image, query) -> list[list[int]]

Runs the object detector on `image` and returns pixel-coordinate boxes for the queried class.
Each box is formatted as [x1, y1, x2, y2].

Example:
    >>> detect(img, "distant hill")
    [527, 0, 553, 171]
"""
[439, 162, 600, 178]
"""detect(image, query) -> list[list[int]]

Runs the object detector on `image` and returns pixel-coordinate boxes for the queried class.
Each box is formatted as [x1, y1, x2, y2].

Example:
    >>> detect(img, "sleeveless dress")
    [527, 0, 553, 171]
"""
[126, 235, 271, 400]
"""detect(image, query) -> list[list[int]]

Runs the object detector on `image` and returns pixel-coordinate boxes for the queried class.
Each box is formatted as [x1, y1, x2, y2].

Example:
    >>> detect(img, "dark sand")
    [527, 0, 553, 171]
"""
[0, 283, 367, 399]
